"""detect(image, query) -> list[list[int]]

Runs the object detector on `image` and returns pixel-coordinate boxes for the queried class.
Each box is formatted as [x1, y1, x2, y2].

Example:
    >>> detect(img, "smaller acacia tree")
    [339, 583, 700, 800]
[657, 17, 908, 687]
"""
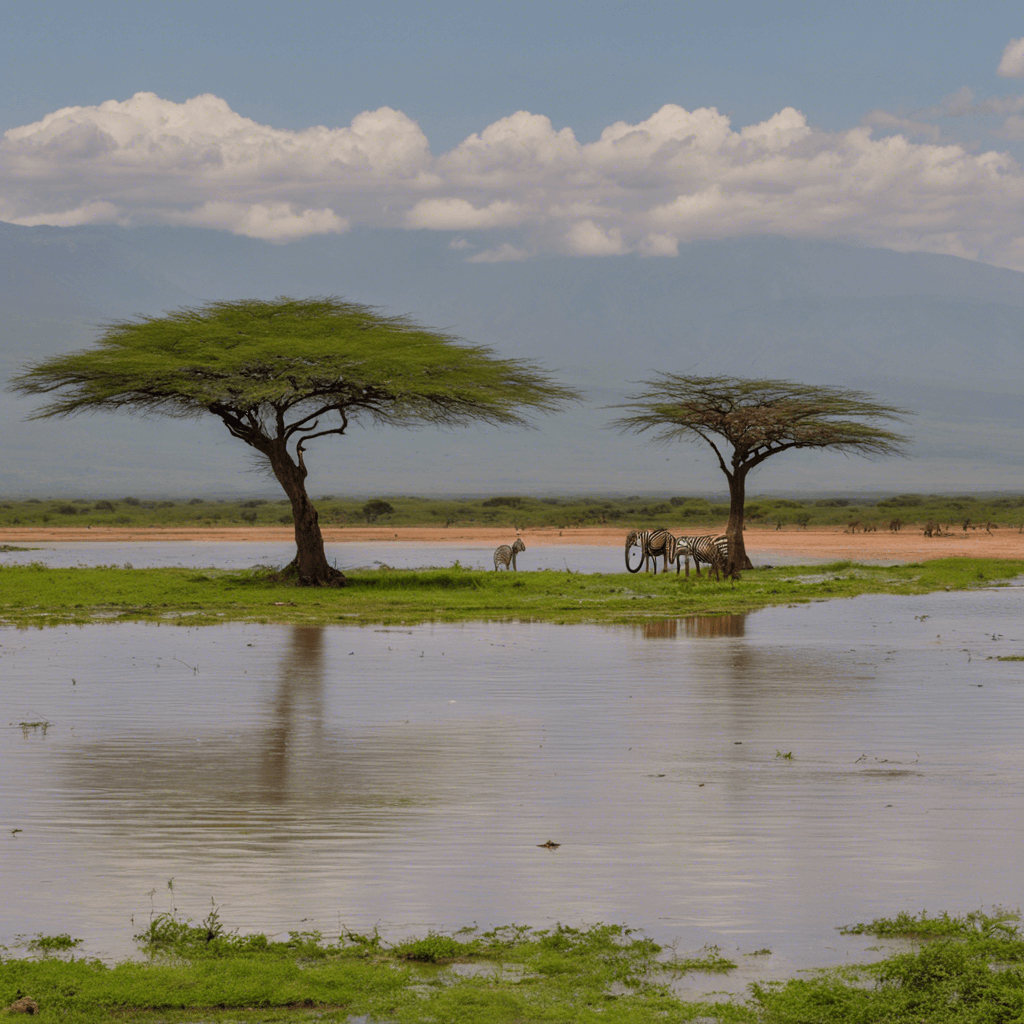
[610, 375, 911, 573]
[9, 297, 580, 585]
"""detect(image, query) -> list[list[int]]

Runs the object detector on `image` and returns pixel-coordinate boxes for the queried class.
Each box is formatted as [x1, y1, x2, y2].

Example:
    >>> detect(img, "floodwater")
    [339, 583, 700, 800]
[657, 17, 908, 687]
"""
[2, 586, 1023, 979]
[0, 538, 833, 573]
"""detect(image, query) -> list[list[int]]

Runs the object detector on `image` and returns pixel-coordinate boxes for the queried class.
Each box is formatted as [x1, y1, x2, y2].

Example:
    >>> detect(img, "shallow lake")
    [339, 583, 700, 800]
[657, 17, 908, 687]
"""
[3, 585, 1023, 981]
[0, 537, 845, 572]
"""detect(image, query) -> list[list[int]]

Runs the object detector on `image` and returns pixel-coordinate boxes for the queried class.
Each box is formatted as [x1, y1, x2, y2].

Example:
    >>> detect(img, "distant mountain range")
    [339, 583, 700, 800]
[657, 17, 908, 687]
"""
[1, 222, 1022, 496]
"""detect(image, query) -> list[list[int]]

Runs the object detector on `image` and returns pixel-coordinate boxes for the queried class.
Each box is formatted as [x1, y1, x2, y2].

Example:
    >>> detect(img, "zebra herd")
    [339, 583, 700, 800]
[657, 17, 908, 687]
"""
[624, 529, 731, 580]
[491, 530, 732, 578]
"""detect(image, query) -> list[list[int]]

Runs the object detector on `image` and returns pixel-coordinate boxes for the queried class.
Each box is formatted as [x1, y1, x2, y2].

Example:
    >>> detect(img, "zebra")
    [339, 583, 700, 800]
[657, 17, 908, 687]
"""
[625, 529, 681, 574]
[676, 534, 729, 579]
[494, 537, 526, 571]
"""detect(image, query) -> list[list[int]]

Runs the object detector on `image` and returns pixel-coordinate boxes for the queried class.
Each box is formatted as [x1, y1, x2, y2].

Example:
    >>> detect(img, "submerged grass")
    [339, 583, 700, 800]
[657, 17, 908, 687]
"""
[0, 557, 1021, 628]
[4, 910, 1023, 1023]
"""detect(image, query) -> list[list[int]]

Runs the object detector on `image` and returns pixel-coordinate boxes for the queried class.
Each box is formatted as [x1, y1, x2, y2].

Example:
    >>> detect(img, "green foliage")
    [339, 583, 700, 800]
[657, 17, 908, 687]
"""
[1, 558, 1022, 629]
[8, 296, 579, 431]
[5, 911, 1024, 1024]
[2, 491, 1023, 530]
[362, 498, 395, 522]
[26, 933, 83, 952]
[839, 908, 1021, 941]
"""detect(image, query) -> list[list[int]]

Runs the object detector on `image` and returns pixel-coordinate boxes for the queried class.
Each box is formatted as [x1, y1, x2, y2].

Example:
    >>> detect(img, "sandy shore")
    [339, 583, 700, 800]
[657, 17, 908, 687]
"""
[2, 524, 1023, 562]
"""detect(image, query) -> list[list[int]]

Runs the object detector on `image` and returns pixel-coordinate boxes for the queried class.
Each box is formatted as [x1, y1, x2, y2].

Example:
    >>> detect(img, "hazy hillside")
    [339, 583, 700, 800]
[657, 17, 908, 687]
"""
[1, 224, 1022, 495]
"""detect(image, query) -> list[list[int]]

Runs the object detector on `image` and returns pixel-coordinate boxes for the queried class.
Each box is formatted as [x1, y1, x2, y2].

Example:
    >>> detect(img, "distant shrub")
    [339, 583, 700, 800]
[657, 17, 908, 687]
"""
[241, 499, 267, 508]
[362, 499, 395, 522]
[155, 500, 174, 508]
[55, 503, 78, 515]
[814, 498, 851, 507]
[540, 497, 560, 505]
[481, 496, 524, 508]
[122, 496, 141, 506]
[278, 514, 293, 524]
[116, 516, 131, 524]
[188, 498, 205, 505]
[240, 510, 258, 523]
[94, 500, 116, 512]
[876, 494, 923, 507]
[26, 498, 42, 504]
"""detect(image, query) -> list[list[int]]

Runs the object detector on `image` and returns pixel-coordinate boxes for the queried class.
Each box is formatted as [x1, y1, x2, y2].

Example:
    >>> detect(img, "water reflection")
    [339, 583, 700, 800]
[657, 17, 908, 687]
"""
[261, 626, 326, 804]
[638, 615, 747, 639]
[1, 592, 1022, 970]
[56, 624, 520, 857]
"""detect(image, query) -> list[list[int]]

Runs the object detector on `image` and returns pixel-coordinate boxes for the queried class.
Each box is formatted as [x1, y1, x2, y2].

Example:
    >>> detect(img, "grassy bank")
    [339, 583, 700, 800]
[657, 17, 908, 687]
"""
[1, 558, 1022, 628]
[2, 910, 1021, 1023]
[3, 492, 1024, 532]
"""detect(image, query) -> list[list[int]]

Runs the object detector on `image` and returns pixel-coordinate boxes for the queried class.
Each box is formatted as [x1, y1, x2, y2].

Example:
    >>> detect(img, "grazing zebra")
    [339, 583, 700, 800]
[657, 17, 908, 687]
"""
[676, 534, 730, 578]
[625, 529, 680, 574]
[494, 537, 526, 571]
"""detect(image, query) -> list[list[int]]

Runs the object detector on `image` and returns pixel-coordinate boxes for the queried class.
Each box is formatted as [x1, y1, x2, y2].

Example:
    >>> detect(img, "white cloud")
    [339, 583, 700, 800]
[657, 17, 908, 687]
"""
[564, 220, 629, 256]
[5, 200, 125, 227]
[466, 243, 531, 263]
[169, 201, 349, 241]
[998, 38, 1024, 77]
[9, 92, 1024, 269]
[406, 198, 524, 229]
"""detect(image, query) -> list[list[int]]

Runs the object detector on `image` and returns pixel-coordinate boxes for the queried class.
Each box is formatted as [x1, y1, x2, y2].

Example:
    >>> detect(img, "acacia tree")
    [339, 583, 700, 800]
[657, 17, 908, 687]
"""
[610, 375, 911, 573]
[9, 297, 579, 585]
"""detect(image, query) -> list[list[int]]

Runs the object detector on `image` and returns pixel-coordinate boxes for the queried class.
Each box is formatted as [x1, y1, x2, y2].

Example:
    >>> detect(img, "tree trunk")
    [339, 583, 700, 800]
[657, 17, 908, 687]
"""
[268, 445, 345, 586]
[725, 469, 754, 575]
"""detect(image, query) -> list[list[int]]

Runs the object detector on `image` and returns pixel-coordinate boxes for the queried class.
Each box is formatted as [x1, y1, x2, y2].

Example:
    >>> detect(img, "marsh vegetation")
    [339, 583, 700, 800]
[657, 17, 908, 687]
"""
[1, 557, 1021, 628]
[3, 491, 1024, 532]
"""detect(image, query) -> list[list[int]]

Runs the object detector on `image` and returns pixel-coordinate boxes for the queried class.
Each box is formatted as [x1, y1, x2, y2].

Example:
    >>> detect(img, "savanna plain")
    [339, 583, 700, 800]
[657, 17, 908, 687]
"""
[2, 492, 1024, 1023]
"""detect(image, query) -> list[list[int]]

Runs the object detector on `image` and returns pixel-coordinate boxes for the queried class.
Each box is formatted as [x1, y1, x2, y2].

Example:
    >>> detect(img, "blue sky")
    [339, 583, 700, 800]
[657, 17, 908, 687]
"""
[6, 2, 1024, 264]
[4, 1, 1022, 147]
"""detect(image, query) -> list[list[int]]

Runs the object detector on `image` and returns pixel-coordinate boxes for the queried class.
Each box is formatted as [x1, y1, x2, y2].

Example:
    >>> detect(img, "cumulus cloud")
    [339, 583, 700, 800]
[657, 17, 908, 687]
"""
[168, 201, 348, 242]
[405, 197, 524, 229]
[9, 91, 1024, 269]
[466, 243, 531, 263]
[998, 38, 1024, 77]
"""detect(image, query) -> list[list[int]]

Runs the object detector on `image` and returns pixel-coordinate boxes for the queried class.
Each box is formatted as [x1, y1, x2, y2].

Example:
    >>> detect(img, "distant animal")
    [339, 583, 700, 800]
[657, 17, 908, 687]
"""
[923, 520, 939, 537]
[493, 537, 526, 571]
[845, 520, 860, 534]
[675, 534, 729, 578]
[625, 529, 679, 574]
[888, 518, 902, 533]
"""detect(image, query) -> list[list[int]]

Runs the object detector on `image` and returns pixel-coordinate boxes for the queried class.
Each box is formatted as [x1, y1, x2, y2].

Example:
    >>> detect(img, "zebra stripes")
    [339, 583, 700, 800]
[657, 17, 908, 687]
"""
[494, 537, 526, 571]
[625, 529, 681, 574]
[626, 530, 731, 579]
[677, 534, 730, 579]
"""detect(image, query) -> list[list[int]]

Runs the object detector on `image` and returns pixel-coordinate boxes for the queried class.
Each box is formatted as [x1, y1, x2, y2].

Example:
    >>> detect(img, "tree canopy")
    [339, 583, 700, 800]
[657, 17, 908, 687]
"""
[610, 375, 912, 571]
[10, 296, 580, 583]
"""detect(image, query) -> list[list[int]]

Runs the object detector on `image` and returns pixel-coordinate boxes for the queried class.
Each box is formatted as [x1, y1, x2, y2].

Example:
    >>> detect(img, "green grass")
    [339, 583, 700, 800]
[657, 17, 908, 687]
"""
[2, 491, 1024, 531]
[4, 911, 1023, 1023]
[2, 919, 743, 1024]
[1, 558, 1021, 628]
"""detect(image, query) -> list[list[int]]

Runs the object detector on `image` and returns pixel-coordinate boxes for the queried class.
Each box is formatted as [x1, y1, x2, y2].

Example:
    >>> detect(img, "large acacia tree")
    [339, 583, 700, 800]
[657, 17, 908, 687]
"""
[610, 375, 911, 573]
[10, 297, 580, 585]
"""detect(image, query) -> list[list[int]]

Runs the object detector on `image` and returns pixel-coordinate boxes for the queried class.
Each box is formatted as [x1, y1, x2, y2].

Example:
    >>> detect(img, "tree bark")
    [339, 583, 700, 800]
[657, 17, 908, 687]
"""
[267, 444, 345, 586]
[725, 468, 754, 575]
